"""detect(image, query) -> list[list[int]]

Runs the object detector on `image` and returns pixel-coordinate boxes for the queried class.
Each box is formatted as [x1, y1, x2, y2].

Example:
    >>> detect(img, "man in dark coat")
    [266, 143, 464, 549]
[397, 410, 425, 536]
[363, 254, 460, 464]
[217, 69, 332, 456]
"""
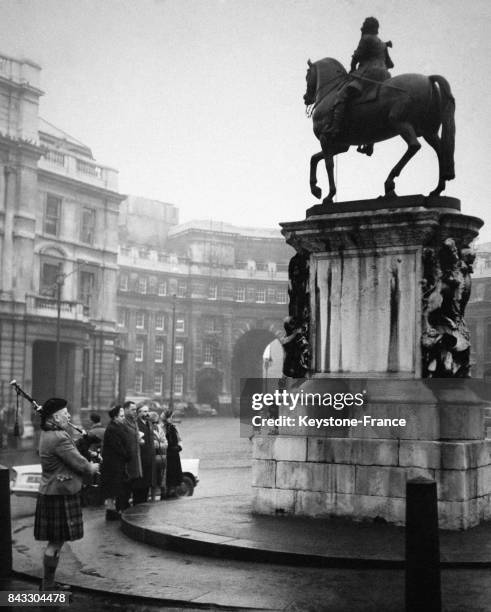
[120, 400, 142, 507]
[132, 404, 156, 504]
[100, 405, 130, 519]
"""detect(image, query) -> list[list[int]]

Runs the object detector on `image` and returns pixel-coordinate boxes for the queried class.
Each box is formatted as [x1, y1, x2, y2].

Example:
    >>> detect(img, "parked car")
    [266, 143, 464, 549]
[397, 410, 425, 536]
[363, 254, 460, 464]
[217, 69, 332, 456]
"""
[10, 458, 200, 498]
[173, 402, 217, 418]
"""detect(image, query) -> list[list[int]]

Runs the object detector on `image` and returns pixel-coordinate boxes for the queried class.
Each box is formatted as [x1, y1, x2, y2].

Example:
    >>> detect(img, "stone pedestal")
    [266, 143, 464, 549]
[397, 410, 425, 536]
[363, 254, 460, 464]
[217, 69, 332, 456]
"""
[252, 196, 491, 529]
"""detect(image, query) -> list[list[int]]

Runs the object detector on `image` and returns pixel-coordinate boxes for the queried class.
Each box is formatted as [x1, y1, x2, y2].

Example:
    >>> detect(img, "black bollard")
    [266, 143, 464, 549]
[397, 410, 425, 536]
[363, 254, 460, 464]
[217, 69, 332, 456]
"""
[0, 465, 12, 580]
[405, 477, 441, 612]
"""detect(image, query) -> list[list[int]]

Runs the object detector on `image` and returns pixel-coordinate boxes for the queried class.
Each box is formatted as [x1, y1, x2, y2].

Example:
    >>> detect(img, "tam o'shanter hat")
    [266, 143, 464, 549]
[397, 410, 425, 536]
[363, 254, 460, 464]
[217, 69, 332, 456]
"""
[41, 397, 67, 418]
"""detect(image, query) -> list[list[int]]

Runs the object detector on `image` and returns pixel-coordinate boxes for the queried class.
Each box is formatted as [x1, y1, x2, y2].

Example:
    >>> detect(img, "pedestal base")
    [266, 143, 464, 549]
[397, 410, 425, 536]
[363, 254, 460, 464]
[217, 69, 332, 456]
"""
[252, 435, 491, 529]
[251, 379, 491, 530]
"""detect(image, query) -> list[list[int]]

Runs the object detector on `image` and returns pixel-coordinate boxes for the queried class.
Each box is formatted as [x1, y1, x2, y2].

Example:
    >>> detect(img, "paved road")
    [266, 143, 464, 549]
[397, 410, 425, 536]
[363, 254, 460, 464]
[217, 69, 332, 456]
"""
[3, 417, 253, 521]
[1, 576, 241, 611]
[4, 417, 255, 610]
[1, 416, 251, 470]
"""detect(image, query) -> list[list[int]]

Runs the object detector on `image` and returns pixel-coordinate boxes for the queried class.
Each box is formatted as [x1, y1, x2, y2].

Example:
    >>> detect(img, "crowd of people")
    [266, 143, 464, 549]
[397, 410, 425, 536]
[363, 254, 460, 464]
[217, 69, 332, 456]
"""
[93, 400, 184, 519]
[33, 397, 185, 590]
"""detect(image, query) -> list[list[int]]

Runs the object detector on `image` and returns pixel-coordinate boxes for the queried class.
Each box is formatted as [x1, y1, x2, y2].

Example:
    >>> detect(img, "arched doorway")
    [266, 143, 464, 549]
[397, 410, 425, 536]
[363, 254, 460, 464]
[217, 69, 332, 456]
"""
[231, 329, 278, 414]
[196, 367, 222, 405]
[262, 338, 284, 379]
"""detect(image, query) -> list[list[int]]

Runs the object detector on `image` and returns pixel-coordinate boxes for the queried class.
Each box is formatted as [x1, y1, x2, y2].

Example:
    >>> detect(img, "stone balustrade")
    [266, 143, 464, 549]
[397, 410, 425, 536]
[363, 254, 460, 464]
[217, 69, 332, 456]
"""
[25, 294, 89, 321]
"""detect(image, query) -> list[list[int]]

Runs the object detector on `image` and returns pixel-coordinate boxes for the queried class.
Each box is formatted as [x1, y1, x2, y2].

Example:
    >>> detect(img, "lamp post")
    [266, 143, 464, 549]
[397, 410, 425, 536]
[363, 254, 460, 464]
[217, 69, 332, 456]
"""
[54, 274, 63, 396]
[168, 294, 177, 412]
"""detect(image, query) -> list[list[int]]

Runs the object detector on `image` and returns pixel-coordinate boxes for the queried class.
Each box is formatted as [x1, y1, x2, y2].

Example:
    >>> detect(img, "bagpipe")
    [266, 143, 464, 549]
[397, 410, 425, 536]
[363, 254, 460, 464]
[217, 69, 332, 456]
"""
[9, 379, 86, 436]
[10, 380, 102, 502]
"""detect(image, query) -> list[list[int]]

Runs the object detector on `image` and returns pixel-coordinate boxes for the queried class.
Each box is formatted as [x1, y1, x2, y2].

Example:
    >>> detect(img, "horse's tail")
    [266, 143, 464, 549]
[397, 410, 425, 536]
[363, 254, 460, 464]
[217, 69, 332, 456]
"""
[429, 75, 455, 180]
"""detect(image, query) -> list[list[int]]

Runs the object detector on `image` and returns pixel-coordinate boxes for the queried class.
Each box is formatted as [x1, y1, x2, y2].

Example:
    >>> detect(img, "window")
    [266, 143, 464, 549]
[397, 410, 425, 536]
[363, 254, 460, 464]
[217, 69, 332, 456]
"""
[135, 311, 146, 329]
[134, 372, 143, 393]
[148, 277, 157, 294]
[135, 338, 145, 362]
[117, 308, 129, 327]
[119, 273, 128, 291]
[154, 339, 164, 363]
[203, 343, 214, 365]
[139, 248, 149, 259]
[138, 277, 148, 294]
[40, 261, 62, 297]
[154, 374, 164, 396]
[256, 288, 266, 303]
[208, 284, 217, 300]
[204, 317, 217, 333]
[155, 313, 165, 331]
[276, 288, 288, 304]
[44, 194, 61, 236]
[175, 343, 184, 363]
[80, 207, 96, 244]
[78, 271, 95, 309]
[174, 373, 183, 396]
[176, 318, 185, 333]
[235, 286, 245, 302]
[177, 281, 187, 298]
[267, 288, 276, 303]
[158, 280, 167, 296]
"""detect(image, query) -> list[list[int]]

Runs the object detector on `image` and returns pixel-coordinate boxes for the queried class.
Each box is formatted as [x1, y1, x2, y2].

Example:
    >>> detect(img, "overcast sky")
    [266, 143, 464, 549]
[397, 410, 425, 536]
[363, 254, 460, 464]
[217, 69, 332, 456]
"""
[1, 0, 490, 238]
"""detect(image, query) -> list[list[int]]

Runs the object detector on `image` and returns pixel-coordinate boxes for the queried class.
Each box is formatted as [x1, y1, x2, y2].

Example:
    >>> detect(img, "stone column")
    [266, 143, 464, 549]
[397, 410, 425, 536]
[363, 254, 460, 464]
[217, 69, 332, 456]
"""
[252, 196, 491, 529]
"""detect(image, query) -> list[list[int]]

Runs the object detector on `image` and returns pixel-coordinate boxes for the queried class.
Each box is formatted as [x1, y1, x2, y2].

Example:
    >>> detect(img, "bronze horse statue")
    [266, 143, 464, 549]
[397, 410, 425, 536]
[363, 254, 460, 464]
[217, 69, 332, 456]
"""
[304, 58, 455, 203]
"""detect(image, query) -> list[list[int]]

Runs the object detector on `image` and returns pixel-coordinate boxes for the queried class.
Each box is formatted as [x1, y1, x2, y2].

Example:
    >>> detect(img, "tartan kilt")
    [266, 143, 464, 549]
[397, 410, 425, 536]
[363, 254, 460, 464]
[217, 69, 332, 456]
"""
[34, 493, 84, 542]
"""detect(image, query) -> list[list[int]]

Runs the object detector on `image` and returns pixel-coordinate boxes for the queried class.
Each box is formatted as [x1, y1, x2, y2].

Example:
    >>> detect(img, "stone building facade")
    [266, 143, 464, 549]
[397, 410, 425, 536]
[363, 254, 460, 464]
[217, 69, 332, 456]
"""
[0, 54, 124, 427]
[116, 216, 294, 411]
[467, 244, 491, 379]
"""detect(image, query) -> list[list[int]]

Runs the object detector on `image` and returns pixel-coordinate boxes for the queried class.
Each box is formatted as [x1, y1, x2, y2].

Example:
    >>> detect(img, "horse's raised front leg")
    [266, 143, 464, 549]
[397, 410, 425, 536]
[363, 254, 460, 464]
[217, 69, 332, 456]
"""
[319, 135, 336, 203]
[384, 120, 421, 197]
[424, 133, 446, 197]
[309, 151, 324, 200]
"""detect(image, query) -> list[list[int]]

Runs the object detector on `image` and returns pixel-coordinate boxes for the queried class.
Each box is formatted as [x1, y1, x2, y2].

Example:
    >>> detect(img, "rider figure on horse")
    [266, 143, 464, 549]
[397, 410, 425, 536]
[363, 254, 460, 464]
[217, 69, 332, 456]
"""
[327, 17, 394, 154]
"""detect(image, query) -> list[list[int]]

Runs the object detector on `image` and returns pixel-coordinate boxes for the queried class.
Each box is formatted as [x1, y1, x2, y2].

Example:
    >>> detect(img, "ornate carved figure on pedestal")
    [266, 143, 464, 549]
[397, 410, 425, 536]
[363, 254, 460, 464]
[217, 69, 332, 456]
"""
[422, 239, 475, 377]
[304, 17, 455, 203]
[282, 251, 310, 377]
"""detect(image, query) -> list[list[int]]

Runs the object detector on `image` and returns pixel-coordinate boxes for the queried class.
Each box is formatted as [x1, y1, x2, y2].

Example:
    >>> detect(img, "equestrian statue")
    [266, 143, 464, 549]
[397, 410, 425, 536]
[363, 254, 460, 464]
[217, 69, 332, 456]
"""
[304, 17, 455, 203]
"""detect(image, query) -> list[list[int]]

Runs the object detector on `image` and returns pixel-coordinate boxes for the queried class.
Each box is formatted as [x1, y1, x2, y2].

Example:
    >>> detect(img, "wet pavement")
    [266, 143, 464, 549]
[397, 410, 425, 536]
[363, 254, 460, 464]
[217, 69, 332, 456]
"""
[10, 501, 491, 611]
[122, 494, 491, 566]
[0, 576, 237, 611]
[6, 421, 491, 610]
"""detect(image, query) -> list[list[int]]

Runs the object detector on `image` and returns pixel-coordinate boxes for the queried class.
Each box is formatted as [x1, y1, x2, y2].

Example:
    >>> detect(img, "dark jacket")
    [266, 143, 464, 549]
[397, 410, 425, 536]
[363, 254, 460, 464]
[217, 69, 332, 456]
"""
[38, 428, 93, 495]
[100, 420, 131, 498]
[165, 422, 183, 489]
[121, 417, 142, 480]
[133, 418, 156, 488]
